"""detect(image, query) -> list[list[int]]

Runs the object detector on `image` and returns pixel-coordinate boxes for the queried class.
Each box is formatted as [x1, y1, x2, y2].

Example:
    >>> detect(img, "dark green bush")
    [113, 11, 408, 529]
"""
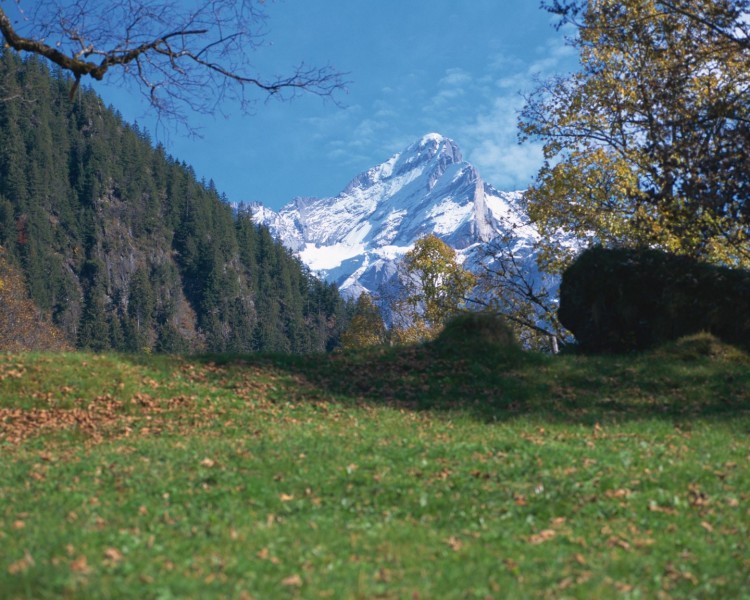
[559, 247, 750, 353]
[651, 332, 750, 364]
[432, 312, 518, 353]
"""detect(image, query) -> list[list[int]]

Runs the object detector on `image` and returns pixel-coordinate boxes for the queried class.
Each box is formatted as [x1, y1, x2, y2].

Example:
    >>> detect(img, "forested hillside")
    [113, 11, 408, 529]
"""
[0, 50, 347, 353]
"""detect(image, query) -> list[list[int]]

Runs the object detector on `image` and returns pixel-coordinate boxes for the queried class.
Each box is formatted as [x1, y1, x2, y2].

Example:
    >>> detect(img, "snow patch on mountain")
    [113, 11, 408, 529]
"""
[249, 133, 542, 299]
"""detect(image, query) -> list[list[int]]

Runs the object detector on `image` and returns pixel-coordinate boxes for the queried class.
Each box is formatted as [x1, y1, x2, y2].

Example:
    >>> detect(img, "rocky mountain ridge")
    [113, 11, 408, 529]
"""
[250, 133, 541, 298]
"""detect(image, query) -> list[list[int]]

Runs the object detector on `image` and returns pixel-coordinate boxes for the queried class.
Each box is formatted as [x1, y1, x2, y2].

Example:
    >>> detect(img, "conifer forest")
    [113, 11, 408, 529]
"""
[0, 51, 348, 354]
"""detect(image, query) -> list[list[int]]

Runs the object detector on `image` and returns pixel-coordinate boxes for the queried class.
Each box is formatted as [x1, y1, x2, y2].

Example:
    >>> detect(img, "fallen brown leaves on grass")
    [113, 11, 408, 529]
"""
[281, 574, 303, 587]
[7, 551, 35, 574]
[444, 536, 464, 552]
[0, 394, 198, 445]
[103, 548, 124, 565]
[70, 555, 91, 574]
[0, 403, 119, 444]
[528, 529, 557, 545]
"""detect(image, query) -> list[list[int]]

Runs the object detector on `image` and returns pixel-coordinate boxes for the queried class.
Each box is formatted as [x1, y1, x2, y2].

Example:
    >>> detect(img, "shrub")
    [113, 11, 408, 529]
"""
[651, 332, 750, 364]
[432, 312, 518, 353]
[559, 246, 750, 353]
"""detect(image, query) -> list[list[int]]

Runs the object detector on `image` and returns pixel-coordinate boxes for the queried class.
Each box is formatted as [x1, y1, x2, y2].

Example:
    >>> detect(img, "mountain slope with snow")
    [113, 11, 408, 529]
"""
[250, 133, 541, 298]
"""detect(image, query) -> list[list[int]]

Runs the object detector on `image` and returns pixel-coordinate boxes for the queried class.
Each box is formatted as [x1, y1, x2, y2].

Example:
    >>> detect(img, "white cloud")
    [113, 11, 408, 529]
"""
[455, 37, 576, 190]
[457, 95, 541, 190]
[526, 38, 577, 77]
[439, 68, 473, 87]
[423, 67, 477, 113]
[298, 31, 576, 198]
[318, 36, 572, 193]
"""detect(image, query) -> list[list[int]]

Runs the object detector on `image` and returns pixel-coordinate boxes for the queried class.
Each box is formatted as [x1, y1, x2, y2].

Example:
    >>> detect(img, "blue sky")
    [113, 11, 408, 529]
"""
[95, 1, 577, 210]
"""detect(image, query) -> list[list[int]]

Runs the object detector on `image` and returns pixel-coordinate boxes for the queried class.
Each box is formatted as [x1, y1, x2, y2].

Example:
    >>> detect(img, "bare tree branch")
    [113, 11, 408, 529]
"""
[464, 296, 562, 343]
[0, 1, 347, 129]
[472, 231, 569, 351]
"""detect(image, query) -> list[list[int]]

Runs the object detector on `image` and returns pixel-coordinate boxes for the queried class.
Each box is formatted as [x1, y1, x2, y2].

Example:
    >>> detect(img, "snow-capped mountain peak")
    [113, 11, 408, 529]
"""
[251, 134, 537, 298]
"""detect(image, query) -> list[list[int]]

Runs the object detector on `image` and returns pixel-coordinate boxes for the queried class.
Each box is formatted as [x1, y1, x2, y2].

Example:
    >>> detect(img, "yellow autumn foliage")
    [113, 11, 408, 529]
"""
[0, 247, 70, 351]
[523, 0, 750, 270]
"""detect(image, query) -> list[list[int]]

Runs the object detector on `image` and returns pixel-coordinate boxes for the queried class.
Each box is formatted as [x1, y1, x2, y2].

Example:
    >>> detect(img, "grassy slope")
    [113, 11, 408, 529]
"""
[1, 334, 749, 599]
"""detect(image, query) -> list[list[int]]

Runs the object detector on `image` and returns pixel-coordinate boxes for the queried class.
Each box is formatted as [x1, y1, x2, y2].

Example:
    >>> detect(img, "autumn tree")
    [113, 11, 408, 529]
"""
[339, 292, 387, 349]
[0, 246, 69, 351]
[546, 0, 750, 51]
[521, 0, 750, 269]
[391, 234, 476, 342]
[0, 0, 345, 126]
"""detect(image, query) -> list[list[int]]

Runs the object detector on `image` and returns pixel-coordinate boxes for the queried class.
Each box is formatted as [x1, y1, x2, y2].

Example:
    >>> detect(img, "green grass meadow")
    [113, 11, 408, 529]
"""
[1, 334, 749, 598]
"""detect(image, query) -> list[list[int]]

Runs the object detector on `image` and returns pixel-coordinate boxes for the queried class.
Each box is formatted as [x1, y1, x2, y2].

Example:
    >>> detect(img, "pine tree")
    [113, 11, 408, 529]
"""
[125, 266, 155, 351]
[77, 261, 111, 352]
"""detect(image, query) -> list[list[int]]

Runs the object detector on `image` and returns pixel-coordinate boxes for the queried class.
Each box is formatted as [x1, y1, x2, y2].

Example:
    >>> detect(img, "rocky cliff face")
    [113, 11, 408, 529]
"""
[251, 133, 539, 298]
